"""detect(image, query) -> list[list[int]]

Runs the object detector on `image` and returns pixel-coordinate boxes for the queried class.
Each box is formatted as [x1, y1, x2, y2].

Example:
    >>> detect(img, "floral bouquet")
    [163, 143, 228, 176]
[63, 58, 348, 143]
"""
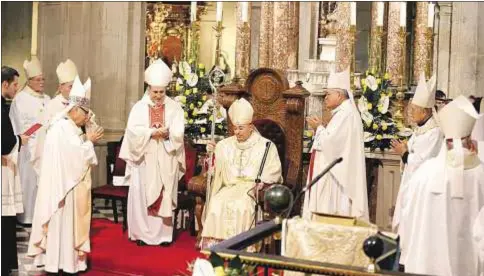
[358, 70, 412, 151]
[172, 61, 228, 141]
[188, 254, 254, 276]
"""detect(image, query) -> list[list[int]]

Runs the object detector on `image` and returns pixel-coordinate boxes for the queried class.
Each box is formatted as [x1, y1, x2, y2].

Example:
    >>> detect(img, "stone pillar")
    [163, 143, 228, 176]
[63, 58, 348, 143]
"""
[385, 2, 406, 86]
[298, 2, 319, 68]
[235, 2, 251, 84]
[258, 1, 273, 68]
[412, 2, 432, 83]
[435, 3, 452, 95]
[334, 2, 351, 72]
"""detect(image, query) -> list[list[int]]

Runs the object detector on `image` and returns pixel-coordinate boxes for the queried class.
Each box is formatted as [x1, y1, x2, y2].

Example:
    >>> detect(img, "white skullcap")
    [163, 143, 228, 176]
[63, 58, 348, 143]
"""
[438, 95, 480, 139]
[412, 72, 436, 108]
[144, 59, 172, 87]
[68, 75, 92, 109]
[56, 59, 78, 84]
[228, 98, 254, 125]
[23, 56, 43, 79]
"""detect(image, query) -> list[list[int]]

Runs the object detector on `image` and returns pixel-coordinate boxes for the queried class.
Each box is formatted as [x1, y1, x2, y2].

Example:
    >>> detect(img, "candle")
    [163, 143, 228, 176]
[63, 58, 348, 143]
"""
[241, 2, 249, 22]
[427, 3, 435, 28]
[191, 2, 197, 22]
[377, 2, 384, 26]
[216, 2, 223, 22]
[350, 2, 357, 26]
[399, 2, 407, 27]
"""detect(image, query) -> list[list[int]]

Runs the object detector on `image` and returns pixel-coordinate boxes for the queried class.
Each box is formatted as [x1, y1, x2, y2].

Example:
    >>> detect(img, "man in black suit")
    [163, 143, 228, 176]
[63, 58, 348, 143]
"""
[2, 66, 29, 275]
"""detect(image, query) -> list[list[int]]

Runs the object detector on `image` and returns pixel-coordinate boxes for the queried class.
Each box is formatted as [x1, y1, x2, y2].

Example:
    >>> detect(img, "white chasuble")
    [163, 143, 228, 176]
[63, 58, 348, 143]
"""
[27, 118, 97, 274]
[392, 116, 443, 263]
[403, 150, 484, 276]
[303, 100, 369, 221]
[200, 132, 283, 246]
[472, 115, 484, 163]
[30, 94, 69, 175]
[119, 95, 185, 244]
[9, 85, 50, 224]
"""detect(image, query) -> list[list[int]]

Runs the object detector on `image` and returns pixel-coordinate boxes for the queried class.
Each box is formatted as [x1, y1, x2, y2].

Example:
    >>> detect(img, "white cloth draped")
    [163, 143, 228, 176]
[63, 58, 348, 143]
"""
[472, 115, 484, 163]
[392, 116, 443, 263]
[1, 138, 24, 216]
[303, 99, 369, 221]
[30, 94, 69, 175]
[27, 118, 97, 273]
[201, 132, 283, 243]
[403, 148, 484, 276]
[9, 85, 50, 224]
[119, 95, 185, 244]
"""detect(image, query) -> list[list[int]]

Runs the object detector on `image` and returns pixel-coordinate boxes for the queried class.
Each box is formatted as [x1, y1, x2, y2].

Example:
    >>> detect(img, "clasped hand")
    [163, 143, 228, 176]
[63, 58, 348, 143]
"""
[86, 126, 104, 143]
[390, 139, 408, 156]
[306, 115, 323, 130]
[151, 127, 169, 141]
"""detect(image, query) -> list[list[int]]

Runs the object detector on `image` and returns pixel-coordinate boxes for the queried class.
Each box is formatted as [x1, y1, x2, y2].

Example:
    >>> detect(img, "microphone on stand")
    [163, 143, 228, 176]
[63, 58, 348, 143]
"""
[251, 141, 272, 228]
[286, 157, 343, 218]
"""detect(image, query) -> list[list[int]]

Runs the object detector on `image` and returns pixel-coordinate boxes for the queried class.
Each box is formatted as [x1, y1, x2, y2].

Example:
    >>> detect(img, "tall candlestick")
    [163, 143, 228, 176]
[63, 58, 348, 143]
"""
[216, 2, 223, 22]
[350, 2, 357, 26]
[427, 3, 435, 28]
[191, 2, 197, 22]
[241, 2, 249, 22]
[399, 2, 407, 27]
[377, 2, 384, 26]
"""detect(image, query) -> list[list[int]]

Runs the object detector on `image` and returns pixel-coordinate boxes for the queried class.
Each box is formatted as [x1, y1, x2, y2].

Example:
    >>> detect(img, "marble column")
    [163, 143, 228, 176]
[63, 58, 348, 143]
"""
[235, 2, 251, 84]
[258, 1, 273, 68]
[412, 2, 432, 83]
[385, 2, 406, 86]
[334, 2, 351, 72]
[435, 3, 452, 95]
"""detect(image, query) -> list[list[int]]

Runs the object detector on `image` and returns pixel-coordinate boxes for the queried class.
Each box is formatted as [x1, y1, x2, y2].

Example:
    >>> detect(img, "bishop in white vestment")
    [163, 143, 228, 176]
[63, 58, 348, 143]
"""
[403, 96, 484, 276]
[31, 59, 78, 174]
[27, 76, 103, 274]
[9, 57, 50, 224]
[119, 59, 186, 246]
[200, 98, 283, 248]
[391, 73, 443, 264]
[472, 100, 484, 163]
[303, 68, 369, 221]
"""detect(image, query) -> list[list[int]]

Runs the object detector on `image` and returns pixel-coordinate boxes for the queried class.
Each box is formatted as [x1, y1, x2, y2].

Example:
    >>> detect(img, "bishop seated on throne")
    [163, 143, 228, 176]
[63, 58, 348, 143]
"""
[200, 98, 283, 249]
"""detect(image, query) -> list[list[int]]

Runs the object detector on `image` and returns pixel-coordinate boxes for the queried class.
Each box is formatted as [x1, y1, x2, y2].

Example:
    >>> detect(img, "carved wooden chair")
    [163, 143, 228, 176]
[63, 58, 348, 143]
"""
[187, 69, 309, 241]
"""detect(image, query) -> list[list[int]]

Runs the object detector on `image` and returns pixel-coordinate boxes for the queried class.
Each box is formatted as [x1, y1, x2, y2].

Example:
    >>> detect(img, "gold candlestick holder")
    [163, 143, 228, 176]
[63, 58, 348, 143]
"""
[424, 26, 434, 79]
[235, 21, 250, 85]
[349, 25, 357, 91]
[369, 25, 384, 75]
[189, 20, 201, 65]
[393, 26, 407, 125]
[212, 21, 225, 69]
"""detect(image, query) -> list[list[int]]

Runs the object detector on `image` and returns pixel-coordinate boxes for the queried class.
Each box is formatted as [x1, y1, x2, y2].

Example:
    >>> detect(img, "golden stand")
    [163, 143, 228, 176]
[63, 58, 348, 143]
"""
[236, 21, 251, 85]
[424, 26, 434, 79]
[393, 27, 407, 125]
[369, 26, 384, 75]
[212, 21, 225, 69]
[349, 25, 357, 91]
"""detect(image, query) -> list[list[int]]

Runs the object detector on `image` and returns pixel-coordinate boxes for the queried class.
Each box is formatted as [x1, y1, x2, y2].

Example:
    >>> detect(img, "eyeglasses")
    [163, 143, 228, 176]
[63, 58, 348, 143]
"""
[79, 106, 89, 115]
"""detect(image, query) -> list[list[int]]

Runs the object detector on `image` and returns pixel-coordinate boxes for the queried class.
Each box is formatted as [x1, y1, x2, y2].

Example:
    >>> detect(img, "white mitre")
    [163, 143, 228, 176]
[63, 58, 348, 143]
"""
[326, 67, 355, 104]
[438, 95, 479, 139]
[145, 59, 172, 87]
[228, 98, 254, 125]
[56, 59, 78, 84]
[23, 56, 43, 79]
[412, 72, 436, 108]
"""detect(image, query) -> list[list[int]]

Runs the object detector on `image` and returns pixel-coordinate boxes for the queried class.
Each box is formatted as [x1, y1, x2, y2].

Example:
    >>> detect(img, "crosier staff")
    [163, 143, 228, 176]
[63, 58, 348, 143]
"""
[206, 67, 226, 204]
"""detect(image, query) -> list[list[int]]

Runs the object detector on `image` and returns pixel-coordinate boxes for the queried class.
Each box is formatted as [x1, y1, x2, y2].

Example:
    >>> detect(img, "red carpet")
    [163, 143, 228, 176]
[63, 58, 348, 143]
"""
[86, 219, 204, 276]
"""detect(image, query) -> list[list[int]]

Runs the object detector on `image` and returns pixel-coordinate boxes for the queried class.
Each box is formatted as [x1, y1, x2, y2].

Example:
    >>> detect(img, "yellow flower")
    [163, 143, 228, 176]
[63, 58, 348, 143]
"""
[381, 124, 388, 131]
[367, 103, 373, 110]
[192, 110, 198, 116]
[202, 95, 207, 101]
[376, 78, 381, 85]
[209, 115, 214, 121]
[179, 96, 186, 104]
[214, 266, 225, 276]
[190, 103, 195, 110]
[198, 63, 205, 69]
[200, 127, 206, 133]
[197, 101, 203, 107]
[384, 72, 390, 80]
[218, 124, 223, 129]
[184, 111, 188, 118]
[185, 90, 191, 96]
[176, 83, 183, 92]
[304, 130, 313, 138]
[376, 134, 383, 140]
[365, 70, 370, 76]
[188, 119, 194, 124]
[193, 88, 198, 94]
[361, 78, 366, 86]
[377, 106, 384, 113]
[388, 91, 393, 97]
[372, 123, 378, 130]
